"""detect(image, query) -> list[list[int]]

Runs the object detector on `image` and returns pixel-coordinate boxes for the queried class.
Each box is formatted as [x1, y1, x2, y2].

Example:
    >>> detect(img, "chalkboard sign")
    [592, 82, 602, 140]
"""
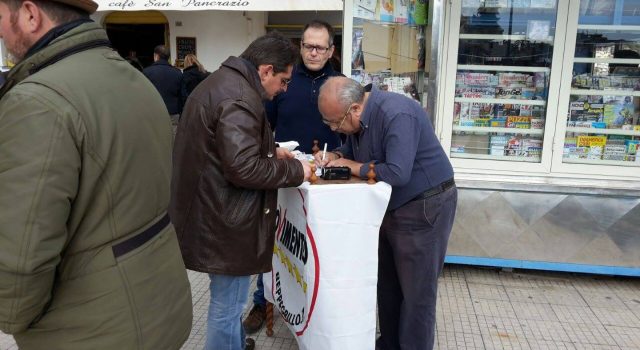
[176, 37, 196, 60]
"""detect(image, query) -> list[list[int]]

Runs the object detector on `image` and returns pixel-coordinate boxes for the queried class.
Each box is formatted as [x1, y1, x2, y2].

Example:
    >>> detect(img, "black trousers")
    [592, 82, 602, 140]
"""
[377, 186, 457, 350]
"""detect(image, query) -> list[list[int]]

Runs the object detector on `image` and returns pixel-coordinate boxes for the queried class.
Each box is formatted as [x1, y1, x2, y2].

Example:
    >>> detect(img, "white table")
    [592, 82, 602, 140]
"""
[264, 179, 391, 350]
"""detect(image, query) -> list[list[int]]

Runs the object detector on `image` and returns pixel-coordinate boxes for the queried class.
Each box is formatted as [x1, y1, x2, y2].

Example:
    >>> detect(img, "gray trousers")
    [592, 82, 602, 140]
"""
[376, 186, 457, 350]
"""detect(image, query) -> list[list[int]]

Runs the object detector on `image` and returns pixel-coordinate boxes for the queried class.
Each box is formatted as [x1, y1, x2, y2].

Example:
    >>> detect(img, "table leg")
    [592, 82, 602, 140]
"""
[266, 302, 274, 336]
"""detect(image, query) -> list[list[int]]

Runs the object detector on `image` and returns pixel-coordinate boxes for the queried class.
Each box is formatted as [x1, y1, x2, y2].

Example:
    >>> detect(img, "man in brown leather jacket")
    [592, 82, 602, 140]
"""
[170, 32, 311, 350]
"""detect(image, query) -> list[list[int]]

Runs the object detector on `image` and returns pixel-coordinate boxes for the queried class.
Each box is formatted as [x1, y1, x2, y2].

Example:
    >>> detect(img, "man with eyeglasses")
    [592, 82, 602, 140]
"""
[242, 20, 344, 335]
[315, 77, 457, 350]
[171, 32, 312, 350]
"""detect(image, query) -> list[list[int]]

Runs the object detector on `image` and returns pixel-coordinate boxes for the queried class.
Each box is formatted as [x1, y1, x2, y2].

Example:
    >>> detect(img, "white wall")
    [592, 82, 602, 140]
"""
[92, 10, 267, 71]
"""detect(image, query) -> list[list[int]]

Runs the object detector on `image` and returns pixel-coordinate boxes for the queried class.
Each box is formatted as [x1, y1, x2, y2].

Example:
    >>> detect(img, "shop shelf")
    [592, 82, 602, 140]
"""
[453, 125, 544, 135]
[570, 89, 640, 97]
[459, 34, 528, 41]
[577, 25, 640, 31]
[565, 127, 640, 136]
[458, 65, 551, 72]
[454, 97, 547, 106]
[563, 158, 640, 166]
[452, 153, 542, 162]
[573, 57, 640, 64]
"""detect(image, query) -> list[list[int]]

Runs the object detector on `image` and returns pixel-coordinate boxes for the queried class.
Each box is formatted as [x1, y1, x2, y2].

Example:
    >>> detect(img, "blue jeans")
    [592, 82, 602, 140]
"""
[252, 274, 266, 307]
[205, 273, 251, 350]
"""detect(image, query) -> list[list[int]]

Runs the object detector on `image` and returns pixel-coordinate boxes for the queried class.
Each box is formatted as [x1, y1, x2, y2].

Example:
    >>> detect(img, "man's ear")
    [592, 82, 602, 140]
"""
[257, 64, 274, 79]
[19, 1, 49, 34]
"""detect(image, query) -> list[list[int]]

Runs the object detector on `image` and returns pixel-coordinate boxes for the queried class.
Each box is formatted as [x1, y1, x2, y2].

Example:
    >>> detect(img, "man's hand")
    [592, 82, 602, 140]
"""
[326, 158, 363, 177]
[298, 159, 312, 181]
[276, 147, 294, 159]
[314, 151, 339, 167]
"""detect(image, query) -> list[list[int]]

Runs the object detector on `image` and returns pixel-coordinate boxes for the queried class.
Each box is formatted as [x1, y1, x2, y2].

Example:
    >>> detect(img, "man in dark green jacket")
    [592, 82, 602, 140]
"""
[0, 0, 192, 349]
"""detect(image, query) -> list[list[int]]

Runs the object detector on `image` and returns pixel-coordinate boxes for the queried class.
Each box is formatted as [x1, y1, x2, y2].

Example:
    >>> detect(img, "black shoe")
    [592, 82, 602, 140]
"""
[245, 337, 256, 350]
[243, 304, 266, 334]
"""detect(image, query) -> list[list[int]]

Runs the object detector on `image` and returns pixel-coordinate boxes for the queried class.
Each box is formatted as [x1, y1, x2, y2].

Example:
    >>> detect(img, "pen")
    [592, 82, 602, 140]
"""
[322, 143, 327, 165]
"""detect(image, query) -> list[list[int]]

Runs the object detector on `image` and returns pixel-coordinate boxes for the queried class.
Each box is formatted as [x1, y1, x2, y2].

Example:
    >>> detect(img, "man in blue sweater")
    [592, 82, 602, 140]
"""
[242, 20, 343, 334]
[316, 77, 457, 350]
[266, 20, 343, 153]
[143, 45, 183, 136]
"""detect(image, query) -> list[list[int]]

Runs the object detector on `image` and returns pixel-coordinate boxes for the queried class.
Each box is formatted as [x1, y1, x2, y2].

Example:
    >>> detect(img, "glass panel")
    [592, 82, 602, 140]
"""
[563, 0, 640, 166]
[579, 0, 640, 25]
[349, 0, 429, 105]
[451, 0, 557, 162]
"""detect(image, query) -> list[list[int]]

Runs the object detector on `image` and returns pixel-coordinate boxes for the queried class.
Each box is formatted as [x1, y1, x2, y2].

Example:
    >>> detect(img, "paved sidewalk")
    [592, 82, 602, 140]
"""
[2, 265, 639, 349]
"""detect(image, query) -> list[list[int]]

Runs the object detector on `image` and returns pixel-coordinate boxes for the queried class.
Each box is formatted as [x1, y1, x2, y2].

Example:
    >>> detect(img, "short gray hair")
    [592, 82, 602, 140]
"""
[335, 78, 365, 109]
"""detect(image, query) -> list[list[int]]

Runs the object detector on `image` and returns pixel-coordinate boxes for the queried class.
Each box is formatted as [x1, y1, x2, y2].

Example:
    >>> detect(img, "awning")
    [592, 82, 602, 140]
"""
[97, 0, 344, 12]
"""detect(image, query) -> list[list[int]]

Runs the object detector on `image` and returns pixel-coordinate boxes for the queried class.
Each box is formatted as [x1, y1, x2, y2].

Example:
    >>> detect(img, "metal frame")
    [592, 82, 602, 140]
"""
[551, 0, 640, 178]
[437, 0, 640, 183]
[440, 0, 571, 174]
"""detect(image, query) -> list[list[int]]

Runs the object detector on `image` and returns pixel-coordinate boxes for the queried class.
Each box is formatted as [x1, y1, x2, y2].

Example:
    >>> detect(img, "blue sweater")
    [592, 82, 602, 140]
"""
[336, 88, 454, 210]
[266, 63, 343, 154]
[143, 59, 183, 115]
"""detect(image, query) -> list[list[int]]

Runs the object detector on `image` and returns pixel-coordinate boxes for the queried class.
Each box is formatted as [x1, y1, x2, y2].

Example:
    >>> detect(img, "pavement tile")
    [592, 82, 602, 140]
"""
[468, 283, 509, 301]
[524, 340, 578, 350]
[624, 300, 640, 319]
[435, 331, 484, 350]
[472, 299, 518, 319]
[551, 304, 601, 324]
[605, 325, 640, 348]
[516, 319, 570, 343]
[591, 307, 640, 328]
[436, 311, 482, 335]
[541, 288, 588, 306]
[505, 287, 548, 304]
[476, 315, 531, 350]
[1, 265, 637, 350]
[579, 291, 628, 309]
[560, 322, 618, 346]
[511, 301, 559, 322]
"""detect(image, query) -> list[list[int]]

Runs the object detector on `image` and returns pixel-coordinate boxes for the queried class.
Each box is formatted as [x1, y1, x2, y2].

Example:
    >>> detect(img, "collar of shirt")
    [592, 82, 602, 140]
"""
[359, 86, 382, 131]
[296, 62, 334, 79]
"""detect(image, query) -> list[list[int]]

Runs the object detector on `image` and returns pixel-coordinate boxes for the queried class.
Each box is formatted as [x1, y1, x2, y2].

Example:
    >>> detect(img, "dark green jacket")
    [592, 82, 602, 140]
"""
[0, 22, 192, 349]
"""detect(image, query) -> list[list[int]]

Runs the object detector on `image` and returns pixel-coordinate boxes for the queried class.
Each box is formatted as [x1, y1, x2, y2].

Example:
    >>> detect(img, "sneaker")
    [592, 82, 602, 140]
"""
[243, 304, 266, 334]
[245, 337, 256, 350]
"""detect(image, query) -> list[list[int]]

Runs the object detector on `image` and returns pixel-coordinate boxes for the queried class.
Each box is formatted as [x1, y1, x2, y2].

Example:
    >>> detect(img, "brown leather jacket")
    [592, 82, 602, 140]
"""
[170, 56, 304, 275]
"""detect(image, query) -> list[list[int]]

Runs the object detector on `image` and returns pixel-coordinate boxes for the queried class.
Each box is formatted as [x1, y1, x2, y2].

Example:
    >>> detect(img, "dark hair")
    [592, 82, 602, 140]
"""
[240, 31, 298, 74]
[302, 20, 335, 47]
[1, 0, 89, 24]
[154, 45, 170, 60]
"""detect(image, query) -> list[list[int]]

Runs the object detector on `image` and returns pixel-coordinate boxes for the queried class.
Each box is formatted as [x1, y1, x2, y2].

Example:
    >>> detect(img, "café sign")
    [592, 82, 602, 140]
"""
[97, 0, 344, 11]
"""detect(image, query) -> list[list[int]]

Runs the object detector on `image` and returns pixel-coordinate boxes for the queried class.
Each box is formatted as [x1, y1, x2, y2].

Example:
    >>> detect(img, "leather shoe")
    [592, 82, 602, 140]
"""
[243, 304, 266, 334]
[245, 337, 256, 350]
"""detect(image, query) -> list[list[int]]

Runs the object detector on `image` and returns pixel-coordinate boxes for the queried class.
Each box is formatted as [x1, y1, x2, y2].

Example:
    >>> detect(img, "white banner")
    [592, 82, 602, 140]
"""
[265, 181, 391, 350]
[96, 0, 343, 12]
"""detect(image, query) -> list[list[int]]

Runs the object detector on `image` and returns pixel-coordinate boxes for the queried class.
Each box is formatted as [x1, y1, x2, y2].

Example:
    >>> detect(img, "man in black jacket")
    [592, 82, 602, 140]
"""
[143, 45, 182, 135]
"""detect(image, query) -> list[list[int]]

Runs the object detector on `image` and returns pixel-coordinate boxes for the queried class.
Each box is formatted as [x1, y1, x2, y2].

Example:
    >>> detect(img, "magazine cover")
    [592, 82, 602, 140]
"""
[498, 72, 533, 88]
[527, 20, 551, 42]
[351, 28, 365, 70]
[380, 0, 394, 22]
[456, 87, 495, 98]
[354, 0, 376, 20]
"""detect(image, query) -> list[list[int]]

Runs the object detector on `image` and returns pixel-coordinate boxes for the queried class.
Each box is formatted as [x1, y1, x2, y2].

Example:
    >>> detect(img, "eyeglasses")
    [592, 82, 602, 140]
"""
[322, 105, 353, 130]
[280, 77, 291, 87]
[301, 43, 331, 54]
